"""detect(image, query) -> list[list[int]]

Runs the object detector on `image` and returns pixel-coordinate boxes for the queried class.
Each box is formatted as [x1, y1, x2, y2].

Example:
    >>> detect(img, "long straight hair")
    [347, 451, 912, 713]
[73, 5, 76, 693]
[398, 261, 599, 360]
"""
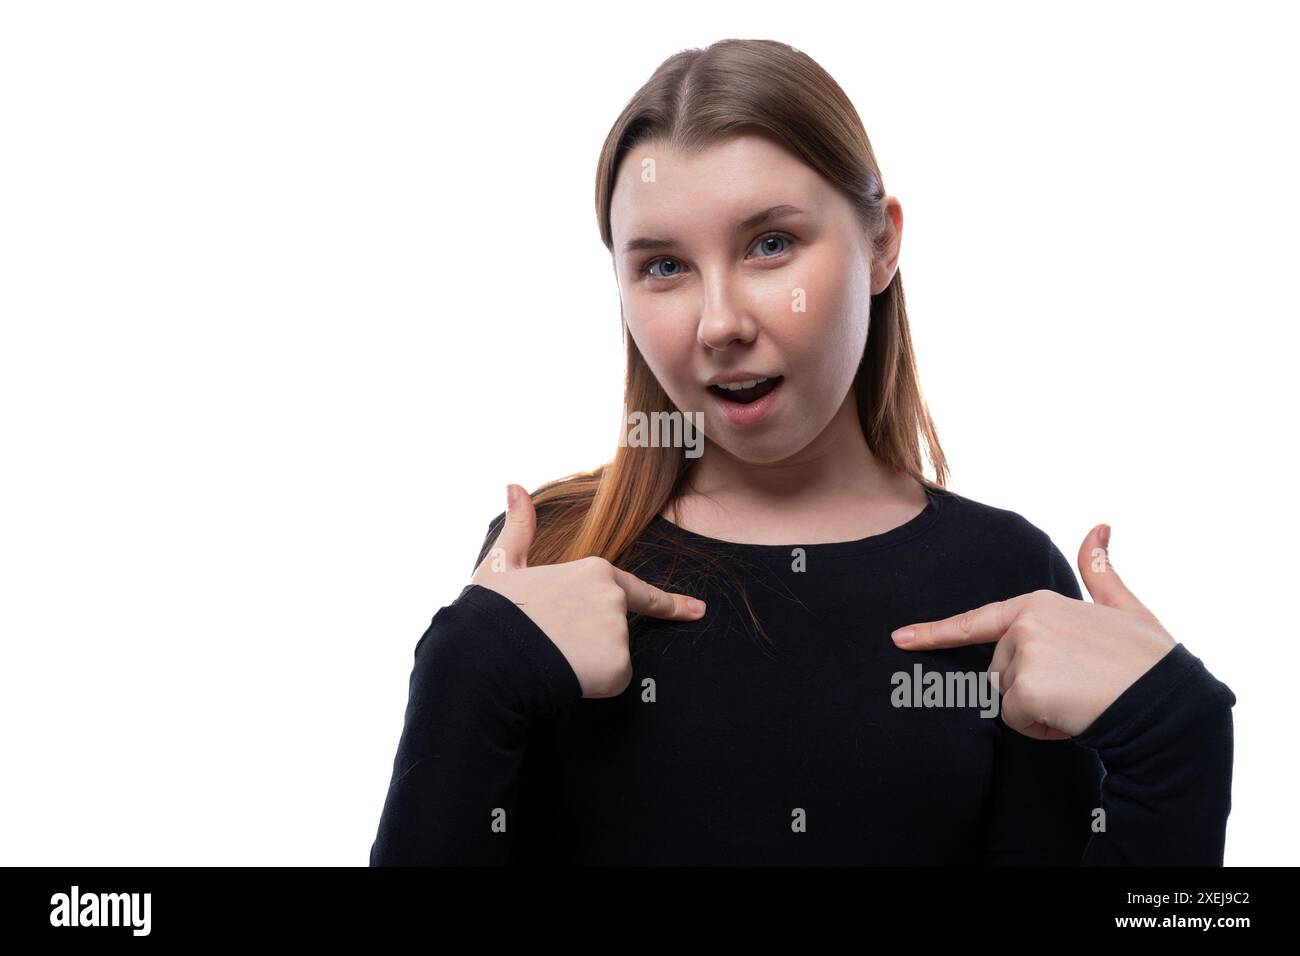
[489, 39, 949, 626]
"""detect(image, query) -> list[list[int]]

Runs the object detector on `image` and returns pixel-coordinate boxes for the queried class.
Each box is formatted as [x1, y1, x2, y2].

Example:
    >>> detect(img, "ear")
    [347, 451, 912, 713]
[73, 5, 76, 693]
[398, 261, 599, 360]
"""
[869, 196, 904, 295]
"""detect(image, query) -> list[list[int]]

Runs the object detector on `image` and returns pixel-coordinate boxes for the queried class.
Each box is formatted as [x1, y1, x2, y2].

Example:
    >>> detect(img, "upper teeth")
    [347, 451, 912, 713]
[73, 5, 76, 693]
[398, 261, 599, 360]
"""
[717, 377, 769, 390]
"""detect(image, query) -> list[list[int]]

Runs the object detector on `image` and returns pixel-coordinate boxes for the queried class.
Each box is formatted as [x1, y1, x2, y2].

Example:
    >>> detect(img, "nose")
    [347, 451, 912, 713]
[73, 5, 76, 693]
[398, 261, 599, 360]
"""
[696, 279, 758, 351]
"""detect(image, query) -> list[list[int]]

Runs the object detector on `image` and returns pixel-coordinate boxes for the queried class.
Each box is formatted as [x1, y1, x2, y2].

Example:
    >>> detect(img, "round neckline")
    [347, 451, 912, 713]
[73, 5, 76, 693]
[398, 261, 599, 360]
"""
[648, 484, 946, 557]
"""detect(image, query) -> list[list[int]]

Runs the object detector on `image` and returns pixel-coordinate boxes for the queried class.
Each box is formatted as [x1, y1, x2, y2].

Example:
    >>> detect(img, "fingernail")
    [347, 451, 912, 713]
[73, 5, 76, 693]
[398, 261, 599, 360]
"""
[687, 598, 706, 615]
[506, 484, 518, 508]
[1100, 524, 1110, 550]
[892, 628, 915, 645]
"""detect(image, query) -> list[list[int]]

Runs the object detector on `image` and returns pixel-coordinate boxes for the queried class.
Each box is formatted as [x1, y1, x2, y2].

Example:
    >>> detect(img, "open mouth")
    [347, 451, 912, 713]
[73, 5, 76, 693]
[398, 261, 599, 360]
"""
[707, 375, 783, 405]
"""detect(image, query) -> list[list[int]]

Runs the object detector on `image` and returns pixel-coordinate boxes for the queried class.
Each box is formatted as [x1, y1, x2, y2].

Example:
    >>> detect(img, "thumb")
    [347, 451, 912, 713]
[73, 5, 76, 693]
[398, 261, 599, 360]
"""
[494, 484, 536, 571]
[1077, 524, 1148, 616]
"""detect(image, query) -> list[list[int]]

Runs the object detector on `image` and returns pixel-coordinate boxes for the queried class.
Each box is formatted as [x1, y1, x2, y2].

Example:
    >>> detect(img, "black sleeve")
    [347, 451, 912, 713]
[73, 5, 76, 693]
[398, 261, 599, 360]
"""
[981, 534, 1237, 865]
[368, 580, 582, 865]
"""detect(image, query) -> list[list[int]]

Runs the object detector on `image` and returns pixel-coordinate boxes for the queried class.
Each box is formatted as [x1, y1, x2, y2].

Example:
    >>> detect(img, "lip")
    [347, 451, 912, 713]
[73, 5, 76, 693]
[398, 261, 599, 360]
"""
[704, 371, 781, 387]
[707, 376, 784, 426]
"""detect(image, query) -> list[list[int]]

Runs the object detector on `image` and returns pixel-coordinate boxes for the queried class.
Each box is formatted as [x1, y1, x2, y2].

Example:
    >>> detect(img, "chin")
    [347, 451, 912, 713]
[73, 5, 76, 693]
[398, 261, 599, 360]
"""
[705, 431, 811, 465]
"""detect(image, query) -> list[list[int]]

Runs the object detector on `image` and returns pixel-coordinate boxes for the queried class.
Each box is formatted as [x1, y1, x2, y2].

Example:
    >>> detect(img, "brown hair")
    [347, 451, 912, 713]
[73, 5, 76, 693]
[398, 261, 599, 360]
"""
[480, 39, 950, 647]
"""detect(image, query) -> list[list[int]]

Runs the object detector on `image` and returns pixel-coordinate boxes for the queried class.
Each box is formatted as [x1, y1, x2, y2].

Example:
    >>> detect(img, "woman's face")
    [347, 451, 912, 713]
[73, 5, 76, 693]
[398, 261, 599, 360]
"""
[609, 130, 901, 466]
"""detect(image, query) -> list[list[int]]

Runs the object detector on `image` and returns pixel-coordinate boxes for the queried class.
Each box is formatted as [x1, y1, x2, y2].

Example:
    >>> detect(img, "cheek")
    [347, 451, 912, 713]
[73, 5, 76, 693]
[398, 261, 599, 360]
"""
[782, 257, 871, 389]
[624, 309, 696, 399]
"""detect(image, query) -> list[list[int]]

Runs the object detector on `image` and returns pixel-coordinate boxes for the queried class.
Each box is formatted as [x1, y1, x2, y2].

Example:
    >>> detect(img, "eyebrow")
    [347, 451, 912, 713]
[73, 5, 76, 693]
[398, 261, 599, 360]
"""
[622, 204, 808, 255]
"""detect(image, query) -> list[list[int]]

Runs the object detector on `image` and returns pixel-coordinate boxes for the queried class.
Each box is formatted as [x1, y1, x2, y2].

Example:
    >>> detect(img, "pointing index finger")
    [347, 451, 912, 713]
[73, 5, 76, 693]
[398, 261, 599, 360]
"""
[891, 596, 1021, 649]
[611, 566, 706, 621]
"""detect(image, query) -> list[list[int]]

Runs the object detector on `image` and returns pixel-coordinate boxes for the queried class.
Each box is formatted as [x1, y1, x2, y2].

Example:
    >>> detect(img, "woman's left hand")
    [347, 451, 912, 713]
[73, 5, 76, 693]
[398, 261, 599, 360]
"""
[890, 524, 1177, 740]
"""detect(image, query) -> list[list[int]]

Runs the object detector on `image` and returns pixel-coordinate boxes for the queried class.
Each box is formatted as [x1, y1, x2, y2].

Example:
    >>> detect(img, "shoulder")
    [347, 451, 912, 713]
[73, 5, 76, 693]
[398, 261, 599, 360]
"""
[926, 486, 1048, 544]
[929, 486, 1072, 593]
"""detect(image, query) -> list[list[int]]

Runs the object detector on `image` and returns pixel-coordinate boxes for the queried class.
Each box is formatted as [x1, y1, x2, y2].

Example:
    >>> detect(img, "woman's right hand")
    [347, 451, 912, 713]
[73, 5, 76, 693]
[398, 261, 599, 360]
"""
[469, 483, 707, 699]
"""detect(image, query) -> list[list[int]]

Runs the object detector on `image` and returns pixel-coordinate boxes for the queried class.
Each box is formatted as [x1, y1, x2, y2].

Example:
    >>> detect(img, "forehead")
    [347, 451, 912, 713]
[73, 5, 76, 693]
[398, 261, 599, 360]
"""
[610, 131, 829, 242]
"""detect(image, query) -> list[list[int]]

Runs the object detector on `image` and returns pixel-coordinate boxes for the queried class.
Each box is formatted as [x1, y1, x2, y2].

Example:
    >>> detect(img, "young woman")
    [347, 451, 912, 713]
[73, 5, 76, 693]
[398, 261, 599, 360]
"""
[369, 38, 1235, 865]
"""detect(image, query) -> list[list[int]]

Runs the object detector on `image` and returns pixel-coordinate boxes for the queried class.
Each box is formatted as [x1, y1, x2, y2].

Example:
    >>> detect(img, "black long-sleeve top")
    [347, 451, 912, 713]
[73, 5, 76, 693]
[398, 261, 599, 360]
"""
[369, 485, 1237, 865]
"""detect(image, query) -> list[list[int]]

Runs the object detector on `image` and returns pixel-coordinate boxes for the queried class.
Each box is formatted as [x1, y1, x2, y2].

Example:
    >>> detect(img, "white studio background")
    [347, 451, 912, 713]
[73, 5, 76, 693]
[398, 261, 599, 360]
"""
[1, 0, 1295, 866]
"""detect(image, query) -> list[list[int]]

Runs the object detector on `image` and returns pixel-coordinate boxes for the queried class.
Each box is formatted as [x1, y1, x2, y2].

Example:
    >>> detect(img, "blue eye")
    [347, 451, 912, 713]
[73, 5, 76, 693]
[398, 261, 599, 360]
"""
[753, 234, 791, 258]
[644, 257, 686, 279]
[639, 232, 795, 280]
